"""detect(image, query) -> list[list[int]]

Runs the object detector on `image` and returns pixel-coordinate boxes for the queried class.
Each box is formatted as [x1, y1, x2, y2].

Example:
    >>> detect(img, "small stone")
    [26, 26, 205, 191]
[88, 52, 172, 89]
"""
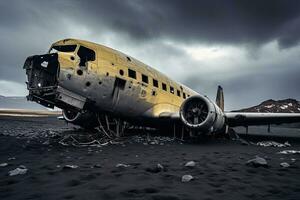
[246, 156, 268, 167]
[157, 163, 164, 170]
[146, 163, 164, 173]
[8, 165, 28, 176]
[280, 162, 290, 168]
[182, 175, 194, 182]
[63, 165, 79, 169]
[116, 163, 130, 168]
[0, 163, 8, 167]
[185, 161, 196, 167]
[94, 164, 102, 168]
[42, 140, 50, 145]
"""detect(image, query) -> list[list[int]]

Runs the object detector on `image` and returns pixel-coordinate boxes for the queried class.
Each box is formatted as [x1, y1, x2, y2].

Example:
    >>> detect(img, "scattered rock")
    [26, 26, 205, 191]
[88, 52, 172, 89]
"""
[116, 163, 130, 168]
[182, 175, 194, 182]
[42, 140, 50, 145]
[146, 163, 165, 173]
[94, 164, 102, 168]
[185, 161, 196, 167]
[0, 163, 8, 167]
[157, 163, 164, 171]
[291, 158, 296, 162]
[8, 165, 28, 176]
[63, 165, 79, 169]
[278, 150, 300, 154]
[246, 156, 268, 167]
[256, 141, 291, 147]
[280, 162, 290, 168]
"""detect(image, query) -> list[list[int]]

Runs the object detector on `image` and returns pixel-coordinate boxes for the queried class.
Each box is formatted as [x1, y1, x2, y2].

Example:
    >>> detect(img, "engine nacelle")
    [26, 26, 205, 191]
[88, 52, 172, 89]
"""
[180, 95, 225, 133]
[62, 109, 98, 129]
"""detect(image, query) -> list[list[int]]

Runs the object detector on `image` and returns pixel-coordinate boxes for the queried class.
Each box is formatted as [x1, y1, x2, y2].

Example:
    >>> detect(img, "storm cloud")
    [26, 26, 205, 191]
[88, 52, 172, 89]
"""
[0, 0, 300, 110]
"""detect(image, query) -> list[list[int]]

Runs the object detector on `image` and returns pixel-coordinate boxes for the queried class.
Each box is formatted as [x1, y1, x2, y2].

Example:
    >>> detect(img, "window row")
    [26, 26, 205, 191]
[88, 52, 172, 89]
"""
[125, 68, 189, 99]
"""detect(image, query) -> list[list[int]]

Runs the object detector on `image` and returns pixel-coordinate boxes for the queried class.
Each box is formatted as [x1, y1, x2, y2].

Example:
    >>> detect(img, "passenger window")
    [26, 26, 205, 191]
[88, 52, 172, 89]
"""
[128, 69, 136, 79]
[77, 46, 95, 66]
[170, 86, 174, 94]
[162, 83, 167, 91]
[142, 74, 148, 84]
[183, 93, 186, 99]
[177, 90, 181, 97]
[153, 79, 158, 88]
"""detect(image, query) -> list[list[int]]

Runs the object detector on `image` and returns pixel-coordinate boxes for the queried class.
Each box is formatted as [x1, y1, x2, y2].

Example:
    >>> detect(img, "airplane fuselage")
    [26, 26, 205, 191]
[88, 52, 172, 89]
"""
[54, 39, 198, 122]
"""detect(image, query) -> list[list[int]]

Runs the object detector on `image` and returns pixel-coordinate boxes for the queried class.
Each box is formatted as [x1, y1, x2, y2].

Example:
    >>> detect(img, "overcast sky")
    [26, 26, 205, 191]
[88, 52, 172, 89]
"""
[1, 0, 300, 110]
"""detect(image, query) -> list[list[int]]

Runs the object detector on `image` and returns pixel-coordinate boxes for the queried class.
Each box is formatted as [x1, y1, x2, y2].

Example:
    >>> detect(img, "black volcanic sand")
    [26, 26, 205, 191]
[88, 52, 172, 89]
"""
[0, 116, 300, 200]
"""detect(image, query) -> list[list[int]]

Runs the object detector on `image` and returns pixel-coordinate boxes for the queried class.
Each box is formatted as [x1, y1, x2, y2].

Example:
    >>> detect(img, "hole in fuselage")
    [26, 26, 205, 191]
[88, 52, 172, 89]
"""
[86, 82, 91, 87]
[98, 81, 102, 85]
[106, 72, 109, 76]
[77, 69, 83, 76]
[119, 69, 124, 76]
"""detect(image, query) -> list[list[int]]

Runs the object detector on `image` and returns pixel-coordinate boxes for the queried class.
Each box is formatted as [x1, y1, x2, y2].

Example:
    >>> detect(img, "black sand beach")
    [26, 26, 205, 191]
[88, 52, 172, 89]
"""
[0, 116, 300, 200]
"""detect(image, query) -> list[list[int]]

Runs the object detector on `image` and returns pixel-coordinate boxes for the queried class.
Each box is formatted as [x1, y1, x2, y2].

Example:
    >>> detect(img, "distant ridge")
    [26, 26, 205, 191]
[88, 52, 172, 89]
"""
[0, 96, 48, 110]
[234, 99, 300, 113]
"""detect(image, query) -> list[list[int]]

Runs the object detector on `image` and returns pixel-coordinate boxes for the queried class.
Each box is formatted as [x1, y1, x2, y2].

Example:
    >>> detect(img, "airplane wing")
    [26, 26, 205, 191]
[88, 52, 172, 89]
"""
[225, 112, 300, 127]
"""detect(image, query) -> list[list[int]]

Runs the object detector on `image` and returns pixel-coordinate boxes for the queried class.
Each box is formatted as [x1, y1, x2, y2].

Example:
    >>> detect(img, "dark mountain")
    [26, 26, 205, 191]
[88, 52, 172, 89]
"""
[0, 96, 47, 110]
[234, 99, 300, 113]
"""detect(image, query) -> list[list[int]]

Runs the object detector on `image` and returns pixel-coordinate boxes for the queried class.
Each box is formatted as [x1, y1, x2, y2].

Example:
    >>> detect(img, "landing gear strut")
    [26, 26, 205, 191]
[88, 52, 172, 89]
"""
[96, 114, 128, 138]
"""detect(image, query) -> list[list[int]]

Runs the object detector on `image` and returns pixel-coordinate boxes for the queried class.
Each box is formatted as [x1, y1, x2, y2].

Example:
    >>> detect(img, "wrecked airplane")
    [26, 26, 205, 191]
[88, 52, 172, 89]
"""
[23, 38, 300, 137]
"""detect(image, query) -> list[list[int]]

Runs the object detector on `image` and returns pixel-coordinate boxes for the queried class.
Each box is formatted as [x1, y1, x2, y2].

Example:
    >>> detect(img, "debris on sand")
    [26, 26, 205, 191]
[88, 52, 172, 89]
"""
[280, 162, 290, 168]
[8, 165, 28, 176]
[0, 163, 8, 167]
[116, 163, 130, 168]
[131, 135, 174, 145]
[256, 141, 291, 148]
[278, 150, 300, 154]
[246, 156, 268, 167]
[184, 161, 196, 167]
[63, 165, 79, 169]
[182, 175, 194, 182]
[8, 157, 16, 160]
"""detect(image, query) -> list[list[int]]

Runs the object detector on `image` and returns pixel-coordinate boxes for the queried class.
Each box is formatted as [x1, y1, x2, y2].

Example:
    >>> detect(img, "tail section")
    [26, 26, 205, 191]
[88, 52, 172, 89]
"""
[216, 85, 224, 112]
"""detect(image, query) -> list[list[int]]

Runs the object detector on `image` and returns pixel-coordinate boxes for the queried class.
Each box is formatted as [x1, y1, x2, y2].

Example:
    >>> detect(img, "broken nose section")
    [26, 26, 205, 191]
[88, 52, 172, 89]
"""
[23, 53, 87, 111]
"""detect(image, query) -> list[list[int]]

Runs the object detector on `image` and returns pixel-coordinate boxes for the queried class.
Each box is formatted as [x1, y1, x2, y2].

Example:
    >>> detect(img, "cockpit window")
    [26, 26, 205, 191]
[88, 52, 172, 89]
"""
[77, 46, 95, 66]
[49, 45, 77, 53]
